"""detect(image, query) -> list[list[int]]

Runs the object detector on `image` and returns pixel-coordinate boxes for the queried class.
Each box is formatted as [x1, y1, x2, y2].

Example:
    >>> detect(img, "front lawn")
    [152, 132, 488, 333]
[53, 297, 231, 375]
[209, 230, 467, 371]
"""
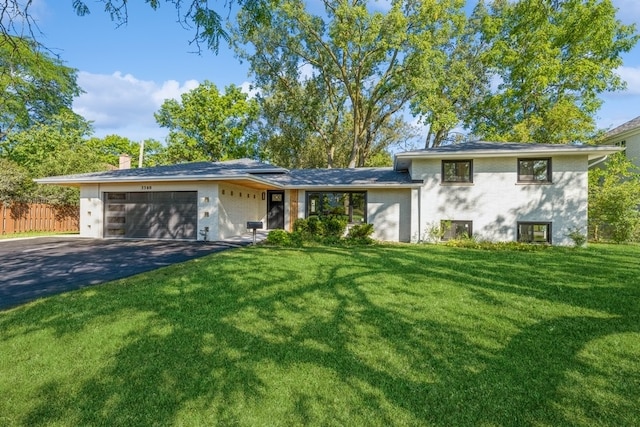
[1, 244, 638, 426]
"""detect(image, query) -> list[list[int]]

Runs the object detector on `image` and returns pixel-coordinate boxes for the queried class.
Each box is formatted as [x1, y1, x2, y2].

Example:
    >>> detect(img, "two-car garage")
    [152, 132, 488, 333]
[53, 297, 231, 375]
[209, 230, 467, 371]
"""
[103, 191, 198, 240]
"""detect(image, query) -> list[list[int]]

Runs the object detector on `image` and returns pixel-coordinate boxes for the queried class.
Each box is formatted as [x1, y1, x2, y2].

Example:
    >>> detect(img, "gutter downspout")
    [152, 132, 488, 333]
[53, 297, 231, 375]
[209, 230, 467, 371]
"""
[588, 155, 609, 169]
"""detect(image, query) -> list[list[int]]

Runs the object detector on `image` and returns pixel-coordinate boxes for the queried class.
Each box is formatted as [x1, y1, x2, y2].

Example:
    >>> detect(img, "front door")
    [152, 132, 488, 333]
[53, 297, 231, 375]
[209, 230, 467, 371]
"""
[267, 191, 285, 229]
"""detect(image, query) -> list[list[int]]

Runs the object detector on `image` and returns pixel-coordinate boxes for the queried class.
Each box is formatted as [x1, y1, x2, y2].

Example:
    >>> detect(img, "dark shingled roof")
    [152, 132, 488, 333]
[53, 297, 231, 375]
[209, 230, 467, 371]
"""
[604, 116, 640, 138]
[398, 141, 604, 155]
[40, 159, 288, 181]
[36, 158, 418, 187]
[264, 167, 417, 187]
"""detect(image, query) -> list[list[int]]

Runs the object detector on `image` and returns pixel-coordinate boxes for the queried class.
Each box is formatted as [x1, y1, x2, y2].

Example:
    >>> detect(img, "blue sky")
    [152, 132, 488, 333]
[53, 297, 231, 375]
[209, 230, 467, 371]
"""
[30, 0, 640, 143]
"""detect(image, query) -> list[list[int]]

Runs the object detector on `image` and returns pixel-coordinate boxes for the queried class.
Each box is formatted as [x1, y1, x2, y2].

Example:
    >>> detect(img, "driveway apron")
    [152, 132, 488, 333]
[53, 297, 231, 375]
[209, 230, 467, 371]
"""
[0, 237, 248, 310]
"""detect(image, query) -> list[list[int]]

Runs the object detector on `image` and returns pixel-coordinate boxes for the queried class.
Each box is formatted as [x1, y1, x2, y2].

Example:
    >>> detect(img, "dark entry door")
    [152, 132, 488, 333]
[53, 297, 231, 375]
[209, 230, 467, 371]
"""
[267, 191, 285, 229]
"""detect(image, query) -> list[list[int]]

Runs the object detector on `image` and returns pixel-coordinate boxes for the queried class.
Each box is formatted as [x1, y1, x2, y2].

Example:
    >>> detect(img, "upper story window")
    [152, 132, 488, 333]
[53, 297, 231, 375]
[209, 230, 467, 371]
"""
[518, 158, 551, 183]
[616, 140, 627, 157]
[306, 191, 367, 223]
[442, 160, 473, 183]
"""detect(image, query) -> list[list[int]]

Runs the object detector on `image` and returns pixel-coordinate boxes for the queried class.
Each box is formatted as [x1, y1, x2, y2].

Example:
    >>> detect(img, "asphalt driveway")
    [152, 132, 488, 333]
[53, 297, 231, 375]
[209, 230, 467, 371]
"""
[0, 237, 249, 310]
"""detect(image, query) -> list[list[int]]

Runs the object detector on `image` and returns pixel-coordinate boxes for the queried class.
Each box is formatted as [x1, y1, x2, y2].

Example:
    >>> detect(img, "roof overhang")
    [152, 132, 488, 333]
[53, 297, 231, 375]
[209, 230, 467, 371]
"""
[394, 145, 624, 171]
[281, 182, 423, 190]
[34, 174, 285, 190]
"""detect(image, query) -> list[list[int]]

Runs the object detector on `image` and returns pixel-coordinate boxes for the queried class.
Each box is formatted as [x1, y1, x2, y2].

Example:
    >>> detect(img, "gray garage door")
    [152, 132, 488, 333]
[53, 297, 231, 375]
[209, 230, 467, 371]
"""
[104, 191, 198, 239]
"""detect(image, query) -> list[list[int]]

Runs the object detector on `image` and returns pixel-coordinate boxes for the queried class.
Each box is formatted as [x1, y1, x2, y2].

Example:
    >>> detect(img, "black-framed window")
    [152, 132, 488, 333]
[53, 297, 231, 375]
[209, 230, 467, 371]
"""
[442, 160, 473, 183]
[517, 222, 552, 244]
[518, 158, 551, 183]
[306, 191, 367, 223]
[441, 220, 473, 241]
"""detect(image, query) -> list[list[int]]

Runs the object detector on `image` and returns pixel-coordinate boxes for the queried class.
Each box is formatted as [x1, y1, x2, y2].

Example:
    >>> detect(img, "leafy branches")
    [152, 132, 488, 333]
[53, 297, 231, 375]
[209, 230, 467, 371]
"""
[0, 36, 81, 141]
[470, 0, 638, 143]
[236, 0, 437, 167]
[589, 153, 640, 242]
[154, 82, 259, 162]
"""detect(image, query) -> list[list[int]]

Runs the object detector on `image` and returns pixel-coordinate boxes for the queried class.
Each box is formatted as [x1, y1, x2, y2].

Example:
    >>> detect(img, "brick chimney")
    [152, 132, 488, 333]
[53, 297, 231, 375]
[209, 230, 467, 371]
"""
[119, 154, 131, 170]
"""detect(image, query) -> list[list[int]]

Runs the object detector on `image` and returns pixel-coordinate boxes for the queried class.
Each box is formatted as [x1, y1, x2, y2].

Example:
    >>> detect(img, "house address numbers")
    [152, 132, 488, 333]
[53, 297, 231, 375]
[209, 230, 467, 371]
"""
[141, 185, 152, 190]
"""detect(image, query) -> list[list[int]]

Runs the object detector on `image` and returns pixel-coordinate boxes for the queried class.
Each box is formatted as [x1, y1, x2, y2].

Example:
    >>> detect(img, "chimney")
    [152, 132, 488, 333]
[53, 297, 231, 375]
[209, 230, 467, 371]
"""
[119, 154, 131, 170]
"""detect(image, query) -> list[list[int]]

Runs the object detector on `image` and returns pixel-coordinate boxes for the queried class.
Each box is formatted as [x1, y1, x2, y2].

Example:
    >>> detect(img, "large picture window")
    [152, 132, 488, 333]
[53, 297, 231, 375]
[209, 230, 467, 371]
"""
[518, 222, 551, 244]
[442, 160, 473, 183]
[306, 192, 366, 223]
[518, 158, 551, 183]
[441, 220, 473, 241]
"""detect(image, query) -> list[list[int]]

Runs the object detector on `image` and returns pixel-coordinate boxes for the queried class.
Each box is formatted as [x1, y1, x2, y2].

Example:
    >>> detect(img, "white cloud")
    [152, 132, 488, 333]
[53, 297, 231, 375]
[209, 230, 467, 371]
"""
[74, 71, 199, 141]
[613, 0, 640, 25]
[617, 66, 640, 94]
[239, 81, 260, 98]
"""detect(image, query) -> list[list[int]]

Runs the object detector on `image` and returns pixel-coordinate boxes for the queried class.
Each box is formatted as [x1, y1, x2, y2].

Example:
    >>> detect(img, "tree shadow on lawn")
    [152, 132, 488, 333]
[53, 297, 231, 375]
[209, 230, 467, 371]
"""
[2, 245, 639, 426]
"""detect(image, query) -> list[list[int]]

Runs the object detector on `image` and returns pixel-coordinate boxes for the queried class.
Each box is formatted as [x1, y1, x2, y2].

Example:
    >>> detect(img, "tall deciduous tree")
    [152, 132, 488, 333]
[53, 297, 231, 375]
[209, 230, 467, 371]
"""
[469, 0, 638, 143]
[155, 82, 259, 163]
[236, 0, 459, 168]
[0, 36, 81, 140]
[589, 153, 640, 242]
[3, 111, 100, 204]
[409, 1, 490, 148]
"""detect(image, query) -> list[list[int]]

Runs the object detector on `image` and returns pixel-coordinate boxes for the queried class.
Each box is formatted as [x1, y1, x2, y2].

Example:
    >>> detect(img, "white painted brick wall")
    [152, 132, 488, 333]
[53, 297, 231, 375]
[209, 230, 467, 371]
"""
[368, 189, 412, 242]
[412, 155, 588, 245]
[217, 183, 266, 239]
[79, 182, 222, 241]
[79, 185, 102, 238]
[296, 189, 412, 242]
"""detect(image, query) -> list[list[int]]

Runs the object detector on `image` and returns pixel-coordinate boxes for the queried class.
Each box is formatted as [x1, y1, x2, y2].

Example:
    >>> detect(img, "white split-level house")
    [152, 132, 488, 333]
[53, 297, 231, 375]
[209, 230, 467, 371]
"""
[36, 141, 622, 246]
[601, 115, 640, 168]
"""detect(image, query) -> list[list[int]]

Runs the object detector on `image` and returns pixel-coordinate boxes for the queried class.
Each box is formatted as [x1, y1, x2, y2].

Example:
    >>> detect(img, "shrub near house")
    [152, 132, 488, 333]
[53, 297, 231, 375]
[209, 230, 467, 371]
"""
[267, 216, 373, 246]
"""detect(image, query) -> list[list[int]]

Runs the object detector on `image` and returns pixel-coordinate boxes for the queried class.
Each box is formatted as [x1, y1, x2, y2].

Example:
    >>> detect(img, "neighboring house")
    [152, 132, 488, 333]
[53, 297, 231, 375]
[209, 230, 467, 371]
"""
[601, 115, 640, 168]
[36, 142, 621, 245]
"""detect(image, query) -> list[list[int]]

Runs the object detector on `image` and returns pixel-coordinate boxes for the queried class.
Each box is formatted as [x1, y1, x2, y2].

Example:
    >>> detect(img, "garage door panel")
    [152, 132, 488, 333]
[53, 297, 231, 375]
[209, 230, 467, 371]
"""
[104, 191, 197, 240]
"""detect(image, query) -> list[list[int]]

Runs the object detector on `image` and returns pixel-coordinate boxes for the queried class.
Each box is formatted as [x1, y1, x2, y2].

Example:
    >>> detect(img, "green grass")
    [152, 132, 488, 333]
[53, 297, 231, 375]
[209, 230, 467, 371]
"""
[1, 243, 639, 426]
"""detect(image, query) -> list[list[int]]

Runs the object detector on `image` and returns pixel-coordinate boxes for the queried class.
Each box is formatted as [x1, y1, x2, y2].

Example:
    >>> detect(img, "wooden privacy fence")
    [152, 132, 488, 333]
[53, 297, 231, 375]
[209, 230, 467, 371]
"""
[1, 202, 79, 235]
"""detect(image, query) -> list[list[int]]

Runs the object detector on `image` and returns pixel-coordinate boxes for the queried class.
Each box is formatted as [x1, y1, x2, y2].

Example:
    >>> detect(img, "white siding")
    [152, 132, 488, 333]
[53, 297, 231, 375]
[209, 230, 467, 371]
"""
[79, 185, 102, 238]
[80, 182, 269, 241]
[412, 155, 588, 245]
[368, 189, 412, 242]
[199, 184, 218, 241]
[217, 183, 266, 239]
[603, 127, 640, 169]
[626, 133, 640, 167]
[295, 189, 411, 242]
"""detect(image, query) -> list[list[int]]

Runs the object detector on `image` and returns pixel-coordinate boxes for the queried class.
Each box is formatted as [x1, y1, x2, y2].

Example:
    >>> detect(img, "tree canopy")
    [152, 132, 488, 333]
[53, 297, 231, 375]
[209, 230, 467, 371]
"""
[0, 36, 81, 141]
[235, 0, 459, 167]
[155, 82, 260, 163]
[1, 0, 638, 177]
[468, 0, 638, 143]
[235, 0, 638, 159]
[589, 153, 640, 242]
